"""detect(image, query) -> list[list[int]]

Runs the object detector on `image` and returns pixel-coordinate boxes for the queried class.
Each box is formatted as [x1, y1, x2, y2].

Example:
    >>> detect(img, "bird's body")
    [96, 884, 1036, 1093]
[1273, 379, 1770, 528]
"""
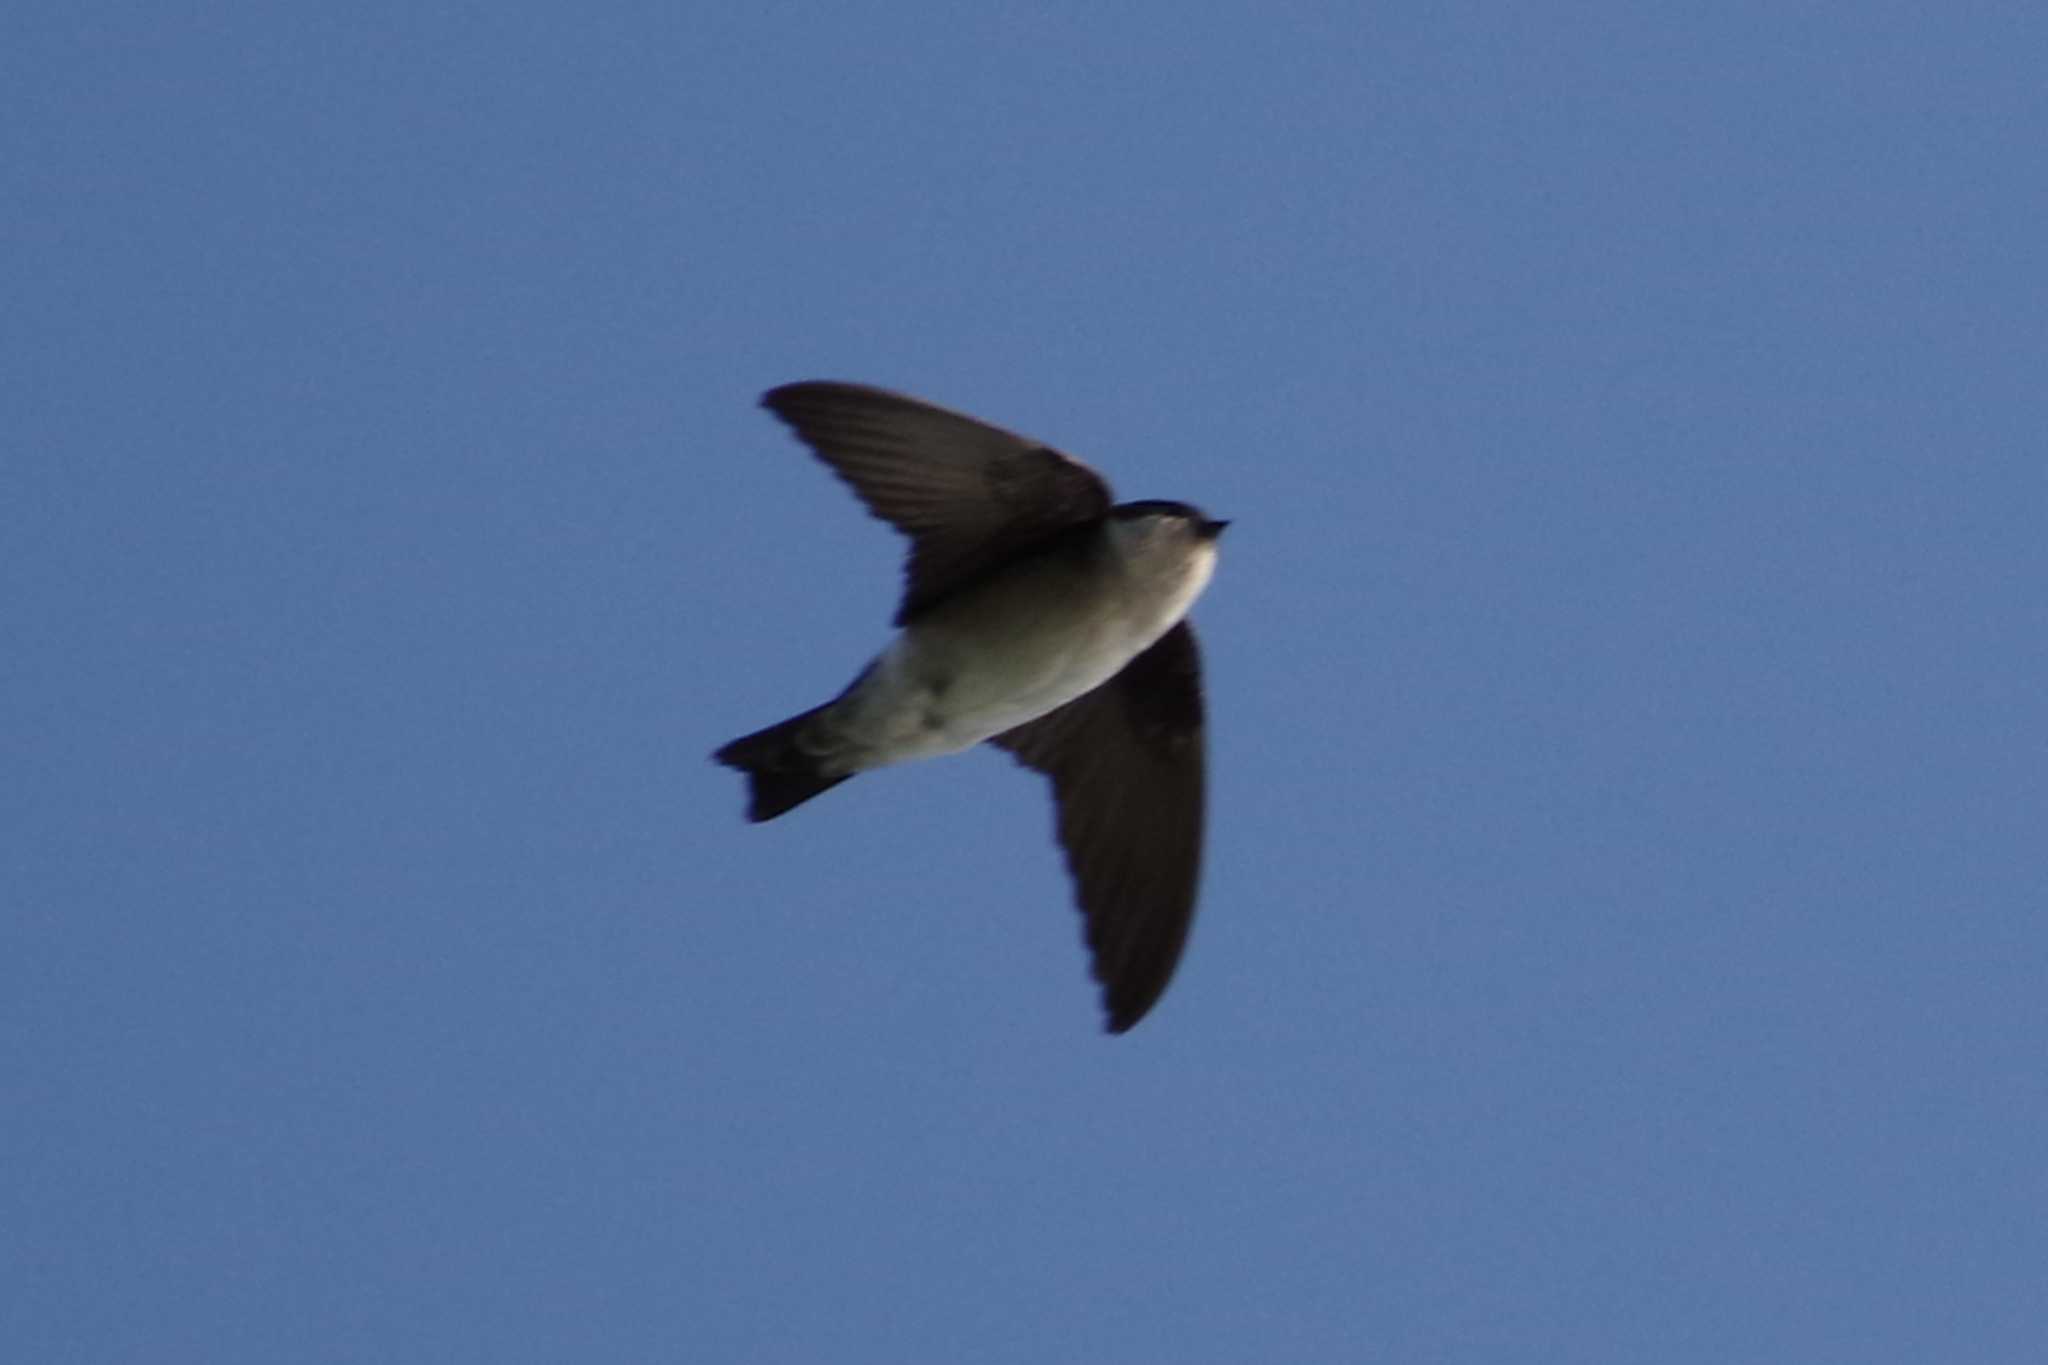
[714, 382, 1226, 1032]
[799, 514, 1218, 772]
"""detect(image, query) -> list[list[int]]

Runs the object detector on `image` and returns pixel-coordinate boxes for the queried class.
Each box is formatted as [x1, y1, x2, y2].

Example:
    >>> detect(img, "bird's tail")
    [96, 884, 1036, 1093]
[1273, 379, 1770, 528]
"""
[713, 705, 853, 822]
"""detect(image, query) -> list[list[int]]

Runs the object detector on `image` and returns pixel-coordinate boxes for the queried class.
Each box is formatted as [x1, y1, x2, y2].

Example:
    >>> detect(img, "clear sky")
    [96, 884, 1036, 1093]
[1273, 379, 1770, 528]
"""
[6, 3, 2045, 1361]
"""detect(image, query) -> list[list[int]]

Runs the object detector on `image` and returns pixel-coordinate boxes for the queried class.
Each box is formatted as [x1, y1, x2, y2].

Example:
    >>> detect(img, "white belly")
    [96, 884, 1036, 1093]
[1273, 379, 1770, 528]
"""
[863, 620, 1130, 760]
[830, 541, 1214, 770]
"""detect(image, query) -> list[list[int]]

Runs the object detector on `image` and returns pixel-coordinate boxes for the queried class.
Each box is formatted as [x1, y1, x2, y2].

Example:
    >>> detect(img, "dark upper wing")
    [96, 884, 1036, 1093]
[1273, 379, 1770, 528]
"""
[988, 621, 1206, 1034]
[760, 381, 1114, 623]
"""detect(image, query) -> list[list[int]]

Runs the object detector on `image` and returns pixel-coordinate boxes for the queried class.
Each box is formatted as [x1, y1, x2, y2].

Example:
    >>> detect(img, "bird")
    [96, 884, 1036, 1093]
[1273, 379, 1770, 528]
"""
[713, 381, 1226, 1033]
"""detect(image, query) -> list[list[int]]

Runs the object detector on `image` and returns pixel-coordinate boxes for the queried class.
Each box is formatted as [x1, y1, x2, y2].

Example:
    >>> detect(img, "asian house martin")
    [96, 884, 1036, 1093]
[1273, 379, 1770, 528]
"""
[714, 382, 1226, 1032]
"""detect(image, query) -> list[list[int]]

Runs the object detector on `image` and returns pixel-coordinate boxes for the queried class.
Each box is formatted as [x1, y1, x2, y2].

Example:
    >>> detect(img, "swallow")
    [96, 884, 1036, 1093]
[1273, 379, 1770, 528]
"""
[715, 382, 1226, 1032]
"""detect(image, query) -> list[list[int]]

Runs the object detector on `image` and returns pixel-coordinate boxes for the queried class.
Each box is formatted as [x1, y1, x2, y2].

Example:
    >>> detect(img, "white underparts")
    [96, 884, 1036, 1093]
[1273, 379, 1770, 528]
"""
[818, 534, 1217, 773]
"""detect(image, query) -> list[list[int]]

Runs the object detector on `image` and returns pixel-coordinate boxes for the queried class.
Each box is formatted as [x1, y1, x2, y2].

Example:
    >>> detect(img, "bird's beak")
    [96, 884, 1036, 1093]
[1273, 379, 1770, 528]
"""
[1200, 519, 1231, 540]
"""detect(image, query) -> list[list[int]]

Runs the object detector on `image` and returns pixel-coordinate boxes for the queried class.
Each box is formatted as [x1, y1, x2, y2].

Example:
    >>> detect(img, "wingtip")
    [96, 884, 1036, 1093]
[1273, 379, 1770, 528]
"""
[760, 379, 881, 412]
[1100, 989, 1158, 1035]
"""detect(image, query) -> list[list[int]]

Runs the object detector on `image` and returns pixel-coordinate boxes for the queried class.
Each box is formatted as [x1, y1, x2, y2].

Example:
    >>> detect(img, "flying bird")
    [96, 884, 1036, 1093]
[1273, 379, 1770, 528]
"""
[714, 382, 1226, 1032]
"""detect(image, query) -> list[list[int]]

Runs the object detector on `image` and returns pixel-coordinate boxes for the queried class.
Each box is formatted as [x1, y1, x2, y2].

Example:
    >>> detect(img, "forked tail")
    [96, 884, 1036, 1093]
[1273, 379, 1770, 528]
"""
[712, 706, 852, 822]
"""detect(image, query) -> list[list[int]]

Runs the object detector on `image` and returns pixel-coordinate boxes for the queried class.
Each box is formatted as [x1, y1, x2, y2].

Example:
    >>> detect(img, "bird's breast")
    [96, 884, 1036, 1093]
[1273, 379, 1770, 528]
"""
[834, 554, 1198, 768]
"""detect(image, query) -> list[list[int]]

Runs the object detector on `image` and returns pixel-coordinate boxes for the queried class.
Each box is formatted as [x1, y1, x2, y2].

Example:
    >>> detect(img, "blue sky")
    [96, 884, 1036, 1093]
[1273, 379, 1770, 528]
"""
[6, 3, 2045, 1360]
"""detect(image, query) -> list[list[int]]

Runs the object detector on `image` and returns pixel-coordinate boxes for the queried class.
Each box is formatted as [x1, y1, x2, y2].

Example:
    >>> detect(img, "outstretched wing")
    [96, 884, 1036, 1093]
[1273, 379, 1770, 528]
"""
[989, 622, 1207, 1033]
[760, 381, 1114, 623]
